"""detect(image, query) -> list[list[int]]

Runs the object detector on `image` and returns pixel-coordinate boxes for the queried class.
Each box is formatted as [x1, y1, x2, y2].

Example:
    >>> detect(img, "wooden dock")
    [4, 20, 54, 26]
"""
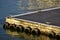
[3, 8, 60, 38]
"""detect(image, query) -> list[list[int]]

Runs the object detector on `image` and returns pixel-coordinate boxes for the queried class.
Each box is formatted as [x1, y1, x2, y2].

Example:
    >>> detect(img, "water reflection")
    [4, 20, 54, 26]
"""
[3, 28, 59, 40]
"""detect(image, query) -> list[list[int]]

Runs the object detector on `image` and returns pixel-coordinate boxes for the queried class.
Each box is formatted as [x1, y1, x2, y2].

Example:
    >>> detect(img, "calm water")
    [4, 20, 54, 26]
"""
[0, 0, 59, 40]
[0, 0, 29, 40]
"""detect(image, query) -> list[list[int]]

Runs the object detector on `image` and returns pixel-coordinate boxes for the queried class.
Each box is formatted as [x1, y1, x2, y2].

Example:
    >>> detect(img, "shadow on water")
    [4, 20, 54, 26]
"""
[3, 26, 60, 40]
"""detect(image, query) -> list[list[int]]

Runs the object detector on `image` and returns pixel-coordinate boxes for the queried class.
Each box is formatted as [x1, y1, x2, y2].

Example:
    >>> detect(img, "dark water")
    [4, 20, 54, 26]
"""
[0, 0, 60, 40]
[0, 0, 29, 40]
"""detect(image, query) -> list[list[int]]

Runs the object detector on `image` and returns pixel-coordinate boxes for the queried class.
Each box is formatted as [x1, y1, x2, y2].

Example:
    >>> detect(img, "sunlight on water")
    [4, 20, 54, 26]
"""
[17, 0, 60, 10]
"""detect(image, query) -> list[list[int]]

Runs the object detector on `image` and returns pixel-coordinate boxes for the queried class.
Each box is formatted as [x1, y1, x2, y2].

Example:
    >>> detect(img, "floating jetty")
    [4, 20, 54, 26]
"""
[3, 7, 60, 38]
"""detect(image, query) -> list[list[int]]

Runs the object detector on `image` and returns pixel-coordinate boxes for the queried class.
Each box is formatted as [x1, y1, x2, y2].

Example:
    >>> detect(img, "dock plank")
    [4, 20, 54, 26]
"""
[15, 9, 60, 26]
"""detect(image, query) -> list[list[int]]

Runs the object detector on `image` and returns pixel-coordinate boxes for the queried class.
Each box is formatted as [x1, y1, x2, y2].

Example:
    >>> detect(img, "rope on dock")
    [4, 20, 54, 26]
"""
[11, 7, 60, 17]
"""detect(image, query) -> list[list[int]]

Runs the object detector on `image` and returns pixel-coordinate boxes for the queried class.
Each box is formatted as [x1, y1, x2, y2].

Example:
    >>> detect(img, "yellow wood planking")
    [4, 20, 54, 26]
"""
[6, 17, 60, 35]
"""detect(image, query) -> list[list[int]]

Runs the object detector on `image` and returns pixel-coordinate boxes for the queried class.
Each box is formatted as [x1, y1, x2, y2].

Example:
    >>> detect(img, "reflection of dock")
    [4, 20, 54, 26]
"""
[3, 8, 60, 39]
[5, 29, 58, 40]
